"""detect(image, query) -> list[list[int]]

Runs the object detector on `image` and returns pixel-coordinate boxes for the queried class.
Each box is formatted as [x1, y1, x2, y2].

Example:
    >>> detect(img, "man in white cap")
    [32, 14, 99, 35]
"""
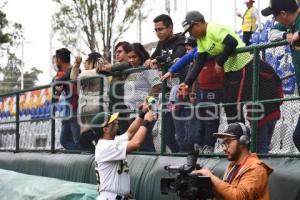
[192, 122, 273, 200]
[236, 0, 262, 46]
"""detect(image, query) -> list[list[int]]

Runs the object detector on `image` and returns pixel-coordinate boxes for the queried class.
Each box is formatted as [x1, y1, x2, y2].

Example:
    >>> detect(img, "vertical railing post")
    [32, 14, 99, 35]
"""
[262, 49, 266, 61]
[160, 65, 168, 154]
[15, 93, 20, 152]
[99, 76, 104, 113]
[251, 49, 260, 153]
[51, 87, 56, 153]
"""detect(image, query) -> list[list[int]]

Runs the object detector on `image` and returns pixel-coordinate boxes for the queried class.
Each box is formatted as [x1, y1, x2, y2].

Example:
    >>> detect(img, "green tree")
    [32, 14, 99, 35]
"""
[0, 2, 23, 54]
[0, 9, 10, 45]
[53, 0, 146, 58]
[0, 54, 42, 94]
[0, 2, 40, 95]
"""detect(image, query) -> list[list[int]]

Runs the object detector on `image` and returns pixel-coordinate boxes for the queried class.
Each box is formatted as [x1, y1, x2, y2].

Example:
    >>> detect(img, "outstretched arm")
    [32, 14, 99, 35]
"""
[126, 111, 156, 153]
[184, 52, 208, 87]
[169, 48, 197, 74]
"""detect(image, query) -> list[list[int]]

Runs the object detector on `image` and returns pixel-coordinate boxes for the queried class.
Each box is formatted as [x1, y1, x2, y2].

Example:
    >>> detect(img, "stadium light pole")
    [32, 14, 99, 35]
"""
[110, 34, 114, 64]
[165, 0, 170, 15]
[209, 0, 212, 21]
[21, 41, 24, 90]
[20, 40, 32, 90]
[49, 19, 54, 79]
[137, 8, 142, 43]
[234, 0, 237, 31]
[75, 19, 82, 56]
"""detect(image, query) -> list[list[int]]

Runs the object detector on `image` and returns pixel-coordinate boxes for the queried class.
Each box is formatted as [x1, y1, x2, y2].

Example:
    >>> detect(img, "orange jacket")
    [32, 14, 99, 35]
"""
[214, 153, 273, 200]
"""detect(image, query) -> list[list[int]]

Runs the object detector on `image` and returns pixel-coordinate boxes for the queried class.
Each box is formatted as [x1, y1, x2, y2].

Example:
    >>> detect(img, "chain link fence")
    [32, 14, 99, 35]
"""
[0, 41, 299, 155]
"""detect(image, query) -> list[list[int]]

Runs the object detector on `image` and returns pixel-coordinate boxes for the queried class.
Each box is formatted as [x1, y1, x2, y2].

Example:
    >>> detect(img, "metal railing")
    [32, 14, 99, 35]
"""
[0, 40, 299, 157]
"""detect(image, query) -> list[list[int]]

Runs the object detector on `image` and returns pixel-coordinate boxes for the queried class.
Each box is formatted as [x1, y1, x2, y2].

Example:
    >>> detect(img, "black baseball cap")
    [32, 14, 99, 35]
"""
[182, 11, 205, 35]
[184, 36, 197, 48]
[214, 123, 250, 139]
[261, 0, 298, 17]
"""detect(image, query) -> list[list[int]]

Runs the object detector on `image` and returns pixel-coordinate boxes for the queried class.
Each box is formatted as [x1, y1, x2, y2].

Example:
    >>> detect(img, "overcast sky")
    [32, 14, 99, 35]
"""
[3, 0, 270, 85]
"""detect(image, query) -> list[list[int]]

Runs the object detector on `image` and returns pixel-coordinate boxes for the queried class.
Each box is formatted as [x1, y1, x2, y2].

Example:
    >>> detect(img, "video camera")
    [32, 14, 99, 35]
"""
[155, 49, 173, 66]
[160, 150, 214, 200]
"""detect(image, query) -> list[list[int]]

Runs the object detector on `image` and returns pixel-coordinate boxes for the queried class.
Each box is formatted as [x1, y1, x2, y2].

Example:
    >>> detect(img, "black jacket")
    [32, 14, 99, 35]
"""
[151, 33, 186, 60]
[151, 33, 187, 82]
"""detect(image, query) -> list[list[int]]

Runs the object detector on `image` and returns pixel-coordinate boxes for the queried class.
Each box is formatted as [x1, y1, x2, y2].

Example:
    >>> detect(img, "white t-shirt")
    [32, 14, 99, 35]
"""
[95, 133, 130, 196]
[124, 69, 161, 118]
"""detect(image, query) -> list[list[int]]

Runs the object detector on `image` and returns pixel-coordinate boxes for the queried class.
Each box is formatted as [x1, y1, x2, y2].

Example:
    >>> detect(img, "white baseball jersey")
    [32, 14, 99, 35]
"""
[95, 133, 130, 197]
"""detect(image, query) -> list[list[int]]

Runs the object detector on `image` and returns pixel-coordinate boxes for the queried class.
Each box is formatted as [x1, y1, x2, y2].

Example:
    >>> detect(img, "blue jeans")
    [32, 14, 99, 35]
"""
[173, 108, 200, 151]
[60, 116, 81, 150]
[196, 89, 222, 148]
[256, 120, 277, 154]
[163, 112, 180, 153]
[293, 115, 300, 152]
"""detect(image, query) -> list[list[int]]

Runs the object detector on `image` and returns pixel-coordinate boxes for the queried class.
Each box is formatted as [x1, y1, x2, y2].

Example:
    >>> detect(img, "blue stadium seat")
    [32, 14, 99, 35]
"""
[37, 107, 44, 119]
[283, 78, 296, 94]
[250, 32, 260, 45]
[30, 108, 37, 120]
[264, 20, 272, 30]
[45, 105, 51, 118]
[259, 30, 268, 43]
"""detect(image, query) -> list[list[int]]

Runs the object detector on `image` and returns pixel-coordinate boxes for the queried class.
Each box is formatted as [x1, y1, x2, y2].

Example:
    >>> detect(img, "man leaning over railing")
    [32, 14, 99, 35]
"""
[180, 11, 283, 154]
[161, 37, 224, 154]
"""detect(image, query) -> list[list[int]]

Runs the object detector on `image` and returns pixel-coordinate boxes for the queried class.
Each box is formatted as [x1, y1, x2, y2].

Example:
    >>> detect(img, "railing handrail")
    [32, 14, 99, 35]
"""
[0, 40, 289, 98]
[0, 39, 296, 155]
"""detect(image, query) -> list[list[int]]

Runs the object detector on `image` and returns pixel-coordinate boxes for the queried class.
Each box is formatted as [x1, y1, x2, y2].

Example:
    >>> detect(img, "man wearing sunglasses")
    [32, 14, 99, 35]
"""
[263, 0, 300, 152]
[192, 122, 273, 200]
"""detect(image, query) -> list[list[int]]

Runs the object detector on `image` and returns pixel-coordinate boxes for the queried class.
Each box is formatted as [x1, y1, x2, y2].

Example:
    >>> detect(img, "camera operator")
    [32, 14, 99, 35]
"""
[192, 122, 273, 200]
[93, 98, 156, 200]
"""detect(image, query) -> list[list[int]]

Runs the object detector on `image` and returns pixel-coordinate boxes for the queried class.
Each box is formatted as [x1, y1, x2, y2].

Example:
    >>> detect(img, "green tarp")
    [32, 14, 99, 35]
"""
[0, 169, 98, 200]
[0, 152, 300, 200]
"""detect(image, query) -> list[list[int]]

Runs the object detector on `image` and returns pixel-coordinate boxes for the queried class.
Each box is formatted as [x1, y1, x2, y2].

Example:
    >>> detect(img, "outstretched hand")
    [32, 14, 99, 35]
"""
[144, 111, 157, 122]
[74, 56, 82, 67]
[160, 72, 173, 81]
